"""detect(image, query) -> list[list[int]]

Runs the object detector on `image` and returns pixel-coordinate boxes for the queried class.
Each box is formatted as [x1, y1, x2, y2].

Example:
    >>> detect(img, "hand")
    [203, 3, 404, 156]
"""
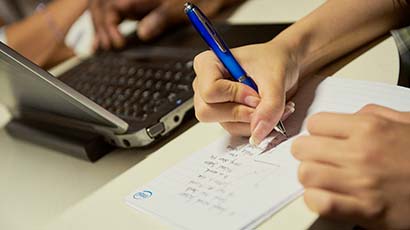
[193, 40, 300, 144]
[291, 104, 410, 229]
[89, 0, 235, 49]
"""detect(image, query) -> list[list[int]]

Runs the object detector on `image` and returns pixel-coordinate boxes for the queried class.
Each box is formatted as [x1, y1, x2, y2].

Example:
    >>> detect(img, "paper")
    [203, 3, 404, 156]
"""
[126, 77, 410, 230]
[126, 133, 302, 230]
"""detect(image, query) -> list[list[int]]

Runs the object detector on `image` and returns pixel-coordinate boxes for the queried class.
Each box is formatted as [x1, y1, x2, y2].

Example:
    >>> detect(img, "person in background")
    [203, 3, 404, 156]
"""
[0, 0, 88, 68]
[89, 0, 242, 50]
[193, 0, 410, 229]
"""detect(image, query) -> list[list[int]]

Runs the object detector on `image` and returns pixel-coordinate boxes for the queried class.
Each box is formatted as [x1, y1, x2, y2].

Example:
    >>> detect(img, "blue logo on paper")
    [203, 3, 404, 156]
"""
[133, 190, 153, 200]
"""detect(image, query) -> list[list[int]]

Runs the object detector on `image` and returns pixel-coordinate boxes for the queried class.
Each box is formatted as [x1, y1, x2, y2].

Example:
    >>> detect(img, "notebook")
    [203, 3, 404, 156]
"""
[125, 76, 410, 230]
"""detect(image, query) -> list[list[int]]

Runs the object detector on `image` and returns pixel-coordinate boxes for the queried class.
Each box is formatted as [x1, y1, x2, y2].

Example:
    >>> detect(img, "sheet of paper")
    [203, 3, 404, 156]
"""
[126, 134, 302, 230]
[126, 77, 410, 230]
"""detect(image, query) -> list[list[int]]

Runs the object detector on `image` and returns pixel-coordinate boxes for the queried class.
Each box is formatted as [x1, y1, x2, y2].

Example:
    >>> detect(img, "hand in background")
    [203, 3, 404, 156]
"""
[291, 104, 410, 229]
[90, 0, 238, 49]
[193, 40, 299, 144]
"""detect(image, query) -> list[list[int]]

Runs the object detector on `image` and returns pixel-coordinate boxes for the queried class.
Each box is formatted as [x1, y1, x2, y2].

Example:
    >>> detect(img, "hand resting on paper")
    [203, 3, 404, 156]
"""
[291, 104, 410, 229]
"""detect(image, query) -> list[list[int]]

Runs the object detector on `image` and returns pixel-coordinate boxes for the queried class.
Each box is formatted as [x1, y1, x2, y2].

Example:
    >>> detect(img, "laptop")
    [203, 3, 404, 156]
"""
[0, 24, 290, 150]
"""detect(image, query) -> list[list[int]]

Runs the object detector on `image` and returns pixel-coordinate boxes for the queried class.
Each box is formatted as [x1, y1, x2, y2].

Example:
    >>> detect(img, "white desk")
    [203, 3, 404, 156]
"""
[0, 1, 399, 230]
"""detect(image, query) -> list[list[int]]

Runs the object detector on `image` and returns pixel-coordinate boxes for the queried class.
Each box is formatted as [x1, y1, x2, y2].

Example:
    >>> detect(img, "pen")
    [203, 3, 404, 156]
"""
[184, 2, 287, 136]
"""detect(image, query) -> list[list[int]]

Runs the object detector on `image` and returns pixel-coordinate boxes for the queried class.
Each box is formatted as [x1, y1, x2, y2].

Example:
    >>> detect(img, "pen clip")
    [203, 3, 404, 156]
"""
[192, 8, 227, 53]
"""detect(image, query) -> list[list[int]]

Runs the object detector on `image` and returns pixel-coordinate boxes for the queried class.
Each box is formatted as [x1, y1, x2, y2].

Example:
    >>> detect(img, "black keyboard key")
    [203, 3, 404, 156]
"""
[168, 93, 177, 102]
[145, 69, 153, 78]
[118, 76, 127, 85]
[164, 71, 172, 81]
[133, 88, 142, 97]
[153, 91, 161, 100]
[136, 78, 144, 87]
[142, 90, 150, 98]
[155, 81, 162, 90]
[145, 79, 154, 88]
[174, 72, 182, 81]
[176, 84, 190, 91]
[120, 66, 128, 75]
[154, 70, 162, 80]
[128, 67, 137, 76]
[127, 77, 136, 85]
[165, 82, 174, 91]
[175, 62, 183, 70]
[185, 60, 193, 69]
[103, 98, 113, 107]
[124, 88, 132, 97]
[137, 68, 144, 77]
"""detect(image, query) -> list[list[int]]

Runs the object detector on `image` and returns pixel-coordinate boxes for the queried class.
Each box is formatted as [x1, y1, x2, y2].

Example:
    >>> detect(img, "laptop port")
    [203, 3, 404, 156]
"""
[123, 139, 131, 147]
[146, 122, 165, 138]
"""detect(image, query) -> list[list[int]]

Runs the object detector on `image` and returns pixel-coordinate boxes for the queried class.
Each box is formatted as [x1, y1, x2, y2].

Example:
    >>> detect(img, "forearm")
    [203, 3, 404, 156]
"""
[275, 0, 410, 78]
[6, 0, 87, 67]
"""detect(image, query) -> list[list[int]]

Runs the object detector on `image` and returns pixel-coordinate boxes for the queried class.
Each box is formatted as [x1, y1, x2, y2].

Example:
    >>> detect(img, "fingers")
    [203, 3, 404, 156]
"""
[220, 122, 251, 136]
[137, 0, 228, 40]
[105, 9, 125, 48]
[291, 135, 349, 166]
[304, 188, 370, 223]
[194, 92, 254, 123]
[104, 0, 128, 48]
[249, 68, 286, 145]
[193, 51, 260, 105]
[358, 104, 410, 124]
[90, 0, 111, 50]
[307, 112, 359, 138]
[90, 0, 126, 50]
[298, 162, 354, 194]
[281, 101, 295, 121]
[138, 0, 186, 41]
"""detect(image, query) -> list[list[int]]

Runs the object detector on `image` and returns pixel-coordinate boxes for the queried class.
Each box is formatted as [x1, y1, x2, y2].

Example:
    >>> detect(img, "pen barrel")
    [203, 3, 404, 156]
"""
[216, 51, 258, 92]
[185, 3, 258, 92]
[239, 76, 259, 92]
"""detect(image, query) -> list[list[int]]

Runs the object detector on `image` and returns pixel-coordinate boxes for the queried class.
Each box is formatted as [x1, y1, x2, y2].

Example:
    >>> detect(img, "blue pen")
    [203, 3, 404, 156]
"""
[184, 2, 287, 136]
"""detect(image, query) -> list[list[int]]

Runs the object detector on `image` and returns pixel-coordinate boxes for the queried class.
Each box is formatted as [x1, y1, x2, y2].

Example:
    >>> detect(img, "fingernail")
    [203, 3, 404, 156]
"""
[138, 15, 162, 41]
[249, 120, 271, 146]
[244, 96, 260, 108]
[249, 135, 258, 146]
[287, 101, 295, 108]
[281, 106, 295, 122]
[286, 105, 295, 114]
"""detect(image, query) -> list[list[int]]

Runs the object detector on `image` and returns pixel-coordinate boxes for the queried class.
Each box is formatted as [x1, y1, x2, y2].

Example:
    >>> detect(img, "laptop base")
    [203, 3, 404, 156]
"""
[5, 119, 114, 162]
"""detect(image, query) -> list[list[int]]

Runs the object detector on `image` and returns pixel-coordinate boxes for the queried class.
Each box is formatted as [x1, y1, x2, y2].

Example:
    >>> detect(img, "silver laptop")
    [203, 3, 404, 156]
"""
[0, 24, 289, 149]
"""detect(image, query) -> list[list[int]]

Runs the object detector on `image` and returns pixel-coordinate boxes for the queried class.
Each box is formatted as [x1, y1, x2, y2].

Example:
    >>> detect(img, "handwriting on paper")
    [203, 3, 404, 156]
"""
[177, 138, 280, 216]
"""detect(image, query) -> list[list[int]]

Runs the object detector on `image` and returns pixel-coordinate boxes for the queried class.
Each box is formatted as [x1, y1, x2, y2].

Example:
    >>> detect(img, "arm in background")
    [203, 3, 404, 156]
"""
[89, 0, 244, 49]
[279, 0, 410, 79]
[4, 0, 88, 68]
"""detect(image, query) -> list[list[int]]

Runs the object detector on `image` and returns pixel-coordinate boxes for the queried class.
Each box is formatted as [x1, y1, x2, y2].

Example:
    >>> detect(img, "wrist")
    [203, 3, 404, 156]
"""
[264, 38, 301, 93]
[47, 0, 88, 35]
[269, 24, 313, 74]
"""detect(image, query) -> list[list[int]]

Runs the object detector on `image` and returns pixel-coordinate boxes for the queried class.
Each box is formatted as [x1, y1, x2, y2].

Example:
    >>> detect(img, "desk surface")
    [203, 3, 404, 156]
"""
[0, 1, 400, 230]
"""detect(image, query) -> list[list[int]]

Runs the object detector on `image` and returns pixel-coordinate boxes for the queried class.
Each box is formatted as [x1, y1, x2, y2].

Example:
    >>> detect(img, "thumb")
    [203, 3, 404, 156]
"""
[249, 73, 286, 145]
[137, 2, 185, 41]
[357, 104, 410, 124]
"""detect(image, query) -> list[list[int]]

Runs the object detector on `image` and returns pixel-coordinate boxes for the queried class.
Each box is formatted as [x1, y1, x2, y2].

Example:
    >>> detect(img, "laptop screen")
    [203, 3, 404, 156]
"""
[0, 42, 128, 133]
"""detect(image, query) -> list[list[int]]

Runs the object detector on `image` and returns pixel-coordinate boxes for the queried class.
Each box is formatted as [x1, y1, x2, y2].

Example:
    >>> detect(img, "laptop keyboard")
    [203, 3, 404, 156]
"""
[59, 53, 195, 122]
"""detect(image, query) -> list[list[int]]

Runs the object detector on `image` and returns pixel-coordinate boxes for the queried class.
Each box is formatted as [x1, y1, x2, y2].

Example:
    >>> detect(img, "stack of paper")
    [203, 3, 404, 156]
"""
[126, 77, 410, 229]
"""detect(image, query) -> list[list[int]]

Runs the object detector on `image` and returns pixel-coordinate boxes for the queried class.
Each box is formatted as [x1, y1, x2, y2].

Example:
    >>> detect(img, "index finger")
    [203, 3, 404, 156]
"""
[90, 0, 111, 49]
[307, 112, 359, 138]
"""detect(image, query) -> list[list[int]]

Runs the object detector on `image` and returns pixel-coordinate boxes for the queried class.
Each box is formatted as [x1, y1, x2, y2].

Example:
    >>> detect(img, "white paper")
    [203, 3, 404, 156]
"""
[126, 77, 410, 230]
